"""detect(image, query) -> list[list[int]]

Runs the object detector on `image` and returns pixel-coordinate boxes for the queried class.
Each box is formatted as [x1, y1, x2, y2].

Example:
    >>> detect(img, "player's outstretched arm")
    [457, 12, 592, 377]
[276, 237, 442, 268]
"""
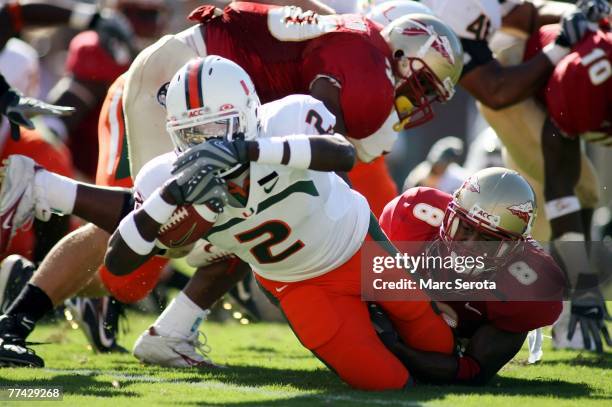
[462, 9, 592, 110]
[105, 164, 228, 277]
[392, 324, 527, 385]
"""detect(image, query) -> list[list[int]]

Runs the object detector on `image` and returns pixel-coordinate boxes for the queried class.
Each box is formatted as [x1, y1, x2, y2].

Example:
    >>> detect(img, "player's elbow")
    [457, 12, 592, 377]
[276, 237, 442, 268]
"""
[478, 91, 515, 110]
[336, 141, 356, 172]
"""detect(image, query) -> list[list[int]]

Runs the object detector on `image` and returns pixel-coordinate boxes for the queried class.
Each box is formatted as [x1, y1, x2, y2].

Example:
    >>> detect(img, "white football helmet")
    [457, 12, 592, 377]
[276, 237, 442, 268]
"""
[165, 56, 261, 152]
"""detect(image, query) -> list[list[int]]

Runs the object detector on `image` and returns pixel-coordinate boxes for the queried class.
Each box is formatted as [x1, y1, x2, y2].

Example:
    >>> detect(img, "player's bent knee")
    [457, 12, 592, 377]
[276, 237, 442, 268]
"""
[318, 342, 409, 391]
[280, 285, 341, 349]
[99, 256, 168, 303]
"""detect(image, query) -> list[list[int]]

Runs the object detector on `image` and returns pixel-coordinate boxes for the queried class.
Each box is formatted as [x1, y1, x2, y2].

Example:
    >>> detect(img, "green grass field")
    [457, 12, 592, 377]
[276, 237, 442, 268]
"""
[0, 313, 610, 406]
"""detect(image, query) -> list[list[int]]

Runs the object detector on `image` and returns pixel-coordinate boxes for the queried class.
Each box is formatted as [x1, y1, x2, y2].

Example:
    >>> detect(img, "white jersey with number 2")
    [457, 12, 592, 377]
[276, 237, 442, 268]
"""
[134, 95, 371, 283]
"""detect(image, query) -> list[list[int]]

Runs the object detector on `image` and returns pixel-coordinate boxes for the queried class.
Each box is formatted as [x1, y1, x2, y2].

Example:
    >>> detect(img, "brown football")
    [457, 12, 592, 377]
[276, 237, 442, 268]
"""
[157, 205, 214, 249]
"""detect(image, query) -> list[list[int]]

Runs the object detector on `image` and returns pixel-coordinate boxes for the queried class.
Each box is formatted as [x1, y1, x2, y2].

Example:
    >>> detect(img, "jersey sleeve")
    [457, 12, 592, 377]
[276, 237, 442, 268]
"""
[487, 244, 564, 332]
[301, 34, 395, 140]
[545, 31, 612, 136]
[65, 31, 130, 83]
[259, 94, 336, 138]
[132, 152, 174, 204]
[379, 187, 452, 241]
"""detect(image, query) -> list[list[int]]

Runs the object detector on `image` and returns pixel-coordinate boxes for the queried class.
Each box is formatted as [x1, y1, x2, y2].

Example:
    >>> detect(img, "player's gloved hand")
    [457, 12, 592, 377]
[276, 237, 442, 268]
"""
[0, 89, 75, 141]
[568, 279, 612, 353]
[163, 163, 229, 210]
[577, 0, 611, 22]
[556, 9, 592, 48]
[172, 138, 250, 178]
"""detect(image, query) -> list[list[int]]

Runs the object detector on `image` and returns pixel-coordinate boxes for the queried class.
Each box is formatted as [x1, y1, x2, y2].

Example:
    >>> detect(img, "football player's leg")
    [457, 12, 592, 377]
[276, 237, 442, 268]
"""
[0, 128, 74, 261]
[349, 156, 398, 218]
[133, 259, 248, 368]
[377, 300, 454, 355]
[257, 277, 410, 391]
[123, 35, 198, 175]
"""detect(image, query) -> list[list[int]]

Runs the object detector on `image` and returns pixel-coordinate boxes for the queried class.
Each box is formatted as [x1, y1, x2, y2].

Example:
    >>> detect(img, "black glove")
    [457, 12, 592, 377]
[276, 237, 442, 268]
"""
[577, 0, 611, 22]
[568, 275, 612, 353]
[172, 138, 250, 178]
[0, 89, 75, 141]
[556, 9, 592, 48]
[163, 163, 229, 210]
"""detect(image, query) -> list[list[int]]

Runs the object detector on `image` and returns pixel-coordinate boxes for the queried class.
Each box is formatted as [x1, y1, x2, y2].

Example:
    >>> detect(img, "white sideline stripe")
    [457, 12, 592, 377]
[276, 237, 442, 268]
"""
[44, 368, 424, 406]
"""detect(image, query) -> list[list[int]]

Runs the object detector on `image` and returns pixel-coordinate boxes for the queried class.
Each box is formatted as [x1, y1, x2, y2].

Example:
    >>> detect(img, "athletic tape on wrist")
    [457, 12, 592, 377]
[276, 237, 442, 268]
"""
[544, 196, 581, 220]
[118, 214, 156, 255]
[141, 188, 177, 224]
[256, 137, 285, 164]
[69, 3, 97, 29]
[543, 42, 570, 65]
[286, 136, 312, 169]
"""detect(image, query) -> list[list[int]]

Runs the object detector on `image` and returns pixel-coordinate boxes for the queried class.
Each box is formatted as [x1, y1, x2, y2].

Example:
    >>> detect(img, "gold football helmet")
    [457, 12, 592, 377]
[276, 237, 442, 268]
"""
[382, 14, 463, 131]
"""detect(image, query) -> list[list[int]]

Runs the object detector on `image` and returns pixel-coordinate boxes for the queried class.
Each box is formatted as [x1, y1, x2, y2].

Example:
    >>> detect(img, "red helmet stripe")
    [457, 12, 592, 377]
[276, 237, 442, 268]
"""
[186, 60, 203, 109]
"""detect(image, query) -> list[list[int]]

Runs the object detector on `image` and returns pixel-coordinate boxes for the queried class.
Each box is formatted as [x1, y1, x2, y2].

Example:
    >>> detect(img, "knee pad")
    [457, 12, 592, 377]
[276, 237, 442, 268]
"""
[99, 256, 167, 303]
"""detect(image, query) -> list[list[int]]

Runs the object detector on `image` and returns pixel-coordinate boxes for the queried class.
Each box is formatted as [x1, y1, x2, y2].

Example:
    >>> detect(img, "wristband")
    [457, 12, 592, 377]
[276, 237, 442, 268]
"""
[544, 196, 581, 220]
[69, 3, 97, 30]
[543, 42, 570, 65]
[256, 137, 285, 165]
[141, 188, 177, 224]
[286, 135, 312, 169]
[118, 214, 156, 255]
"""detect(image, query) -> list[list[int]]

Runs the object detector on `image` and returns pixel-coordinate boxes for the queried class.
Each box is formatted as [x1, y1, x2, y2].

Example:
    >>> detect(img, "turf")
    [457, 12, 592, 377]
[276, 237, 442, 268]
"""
[0, 314, 610, 406]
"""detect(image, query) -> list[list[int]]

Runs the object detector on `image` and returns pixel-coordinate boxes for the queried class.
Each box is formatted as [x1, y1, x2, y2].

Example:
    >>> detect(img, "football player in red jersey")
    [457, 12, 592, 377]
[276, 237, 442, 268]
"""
[378, 167, 564, 384]
[522, 11, 612, 352]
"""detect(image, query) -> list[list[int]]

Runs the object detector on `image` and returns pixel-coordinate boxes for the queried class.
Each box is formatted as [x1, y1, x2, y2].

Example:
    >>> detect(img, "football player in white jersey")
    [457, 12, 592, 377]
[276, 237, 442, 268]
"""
[105, 55, 454, 390]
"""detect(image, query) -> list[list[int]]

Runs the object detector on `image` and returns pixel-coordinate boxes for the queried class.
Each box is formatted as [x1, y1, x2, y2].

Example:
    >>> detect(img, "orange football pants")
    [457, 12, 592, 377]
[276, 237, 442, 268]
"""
[256, 218, 453, 391]
[95, 75, 168, 303]
[349, 156, 397, 218]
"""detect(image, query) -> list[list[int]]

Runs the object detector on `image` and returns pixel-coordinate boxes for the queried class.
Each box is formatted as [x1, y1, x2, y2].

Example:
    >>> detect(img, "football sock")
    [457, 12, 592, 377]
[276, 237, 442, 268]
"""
[154, 291, 209, 339]
[4, 284, 53, 338]
[35, 169, 78, 215]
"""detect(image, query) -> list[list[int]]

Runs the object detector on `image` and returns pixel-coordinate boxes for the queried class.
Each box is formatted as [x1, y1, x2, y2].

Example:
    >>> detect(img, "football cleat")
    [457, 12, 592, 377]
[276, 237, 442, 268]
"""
[0, 255, 35, 313]
[0, 314, 44, 367]
[64, 297, 127, 353]
[133, 326, 221, 368]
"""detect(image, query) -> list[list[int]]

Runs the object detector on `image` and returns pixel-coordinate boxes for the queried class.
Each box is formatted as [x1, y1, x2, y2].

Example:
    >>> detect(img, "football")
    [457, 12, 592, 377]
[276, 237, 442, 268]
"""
[157, 205, 214, 249]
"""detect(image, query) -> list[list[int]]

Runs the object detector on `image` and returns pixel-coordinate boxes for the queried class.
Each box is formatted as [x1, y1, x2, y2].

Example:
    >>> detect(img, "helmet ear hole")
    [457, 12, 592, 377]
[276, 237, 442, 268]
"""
[394, 50, 404, 59]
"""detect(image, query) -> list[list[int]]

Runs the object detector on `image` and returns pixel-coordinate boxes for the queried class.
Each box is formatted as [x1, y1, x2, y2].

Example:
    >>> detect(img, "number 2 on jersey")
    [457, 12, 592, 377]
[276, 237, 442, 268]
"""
[235, 220, 305, 264]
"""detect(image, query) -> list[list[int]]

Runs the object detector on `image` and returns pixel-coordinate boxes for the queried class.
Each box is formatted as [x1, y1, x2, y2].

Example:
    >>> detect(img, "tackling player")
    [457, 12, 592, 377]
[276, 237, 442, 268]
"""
[377, 167, 564, 384]
[105, 55, 454, 391]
